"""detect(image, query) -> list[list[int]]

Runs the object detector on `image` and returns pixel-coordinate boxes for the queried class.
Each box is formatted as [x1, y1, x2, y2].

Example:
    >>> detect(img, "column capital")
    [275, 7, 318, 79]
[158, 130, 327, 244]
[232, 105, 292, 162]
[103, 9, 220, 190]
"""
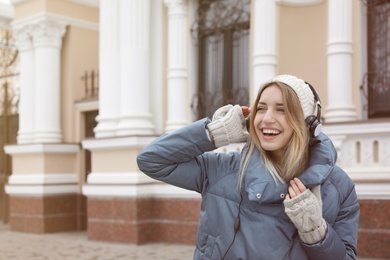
[31, 19, 66, 48]
[164, 0, 186, 14]
[12, 25, 34, 52]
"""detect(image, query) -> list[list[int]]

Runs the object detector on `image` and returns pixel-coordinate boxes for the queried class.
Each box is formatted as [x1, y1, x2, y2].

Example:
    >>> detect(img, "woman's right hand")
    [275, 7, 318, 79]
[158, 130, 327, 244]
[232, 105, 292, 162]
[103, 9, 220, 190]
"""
[241, 106, 251, 118]
[207, 104, 249, 147]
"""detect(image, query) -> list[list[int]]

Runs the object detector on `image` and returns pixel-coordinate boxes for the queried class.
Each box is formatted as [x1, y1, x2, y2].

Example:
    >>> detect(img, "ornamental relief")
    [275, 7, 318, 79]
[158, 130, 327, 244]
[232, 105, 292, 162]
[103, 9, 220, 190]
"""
[31, 20, 66, 48]
[12, 20, 66, 49]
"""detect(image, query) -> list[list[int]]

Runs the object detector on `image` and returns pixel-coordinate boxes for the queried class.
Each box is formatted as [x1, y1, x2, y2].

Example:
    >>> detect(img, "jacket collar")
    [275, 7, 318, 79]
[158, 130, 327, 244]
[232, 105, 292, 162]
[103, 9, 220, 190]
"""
[298, 133, 337, 188]
[243, 132, 337, 194]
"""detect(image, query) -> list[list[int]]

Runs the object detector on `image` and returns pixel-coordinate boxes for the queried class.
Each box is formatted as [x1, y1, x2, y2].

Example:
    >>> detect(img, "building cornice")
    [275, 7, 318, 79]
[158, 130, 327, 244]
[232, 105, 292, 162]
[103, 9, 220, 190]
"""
[11, 12, 98, 31]
[11, 0, 99, 8]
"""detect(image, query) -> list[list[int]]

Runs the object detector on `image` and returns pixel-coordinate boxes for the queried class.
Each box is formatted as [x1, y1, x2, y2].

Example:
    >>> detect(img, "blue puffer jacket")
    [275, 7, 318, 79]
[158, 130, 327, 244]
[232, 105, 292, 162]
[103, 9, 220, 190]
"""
[137, 118, 360, 260]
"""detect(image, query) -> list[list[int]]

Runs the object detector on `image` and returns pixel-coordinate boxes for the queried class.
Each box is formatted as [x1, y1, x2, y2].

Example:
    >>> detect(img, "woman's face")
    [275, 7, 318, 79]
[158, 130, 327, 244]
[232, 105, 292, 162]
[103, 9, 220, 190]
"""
[253, 84, 294, 160]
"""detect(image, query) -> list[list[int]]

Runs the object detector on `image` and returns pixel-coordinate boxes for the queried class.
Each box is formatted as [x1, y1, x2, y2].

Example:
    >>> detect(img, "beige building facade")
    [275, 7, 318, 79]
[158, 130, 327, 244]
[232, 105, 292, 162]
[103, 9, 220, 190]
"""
[0, 0, 389, 258]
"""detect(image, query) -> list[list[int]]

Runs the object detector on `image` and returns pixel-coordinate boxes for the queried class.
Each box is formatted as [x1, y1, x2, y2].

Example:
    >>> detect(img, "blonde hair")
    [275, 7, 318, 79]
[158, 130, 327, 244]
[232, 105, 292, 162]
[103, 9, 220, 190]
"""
[239, 82, 310, 187]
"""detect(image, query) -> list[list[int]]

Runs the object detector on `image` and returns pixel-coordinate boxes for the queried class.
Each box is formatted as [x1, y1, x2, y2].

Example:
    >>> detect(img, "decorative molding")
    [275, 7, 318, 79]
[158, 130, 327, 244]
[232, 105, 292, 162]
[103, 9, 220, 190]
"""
[10, 0, 28, 4]
[87, 172, 158, 185]
[327, 41, 353, 56]
[8, 173, 78, 185]
[74, 99, 99, 111]
[164, 0, 186, 12]
[276, 0, 325, 6]
[31, 19, 66, 48]
[347, 169, 390, 183]
[4, 143, 80, 154]
[356, 183, 390, 200]
[45, 12, 98, 31]
[11, 0, 99, 8]
[323, 121, 390, 135]
[12, 12, 99, 32]
[82, 183, 200, 198]
[12, 24, 34, 51]
[66, 0, 99, 8]
[5, 184, 78, 196]
[82, 136, 156, 151]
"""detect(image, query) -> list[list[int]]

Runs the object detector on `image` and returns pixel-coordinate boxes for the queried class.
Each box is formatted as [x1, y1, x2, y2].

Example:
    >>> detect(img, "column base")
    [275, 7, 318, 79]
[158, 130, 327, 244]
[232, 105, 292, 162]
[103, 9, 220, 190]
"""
[87, 197, 200, 244]
[4, 143, 82, 233]
[9, 194, 86, 233]
[116, 114, 155, 136]
[82, 136, 200, 244]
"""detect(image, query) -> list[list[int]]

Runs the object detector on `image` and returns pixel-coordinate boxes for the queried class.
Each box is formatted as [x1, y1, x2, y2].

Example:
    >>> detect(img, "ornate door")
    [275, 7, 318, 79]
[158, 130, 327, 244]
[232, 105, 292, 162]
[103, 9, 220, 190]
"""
[191, 0, 251, 119]
[363, 0, 390, 118]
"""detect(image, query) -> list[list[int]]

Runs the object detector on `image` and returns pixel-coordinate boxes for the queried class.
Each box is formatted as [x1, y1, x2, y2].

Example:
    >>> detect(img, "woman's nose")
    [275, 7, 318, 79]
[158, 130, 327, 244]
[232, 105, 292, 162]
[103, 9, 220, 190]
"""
[262, 109, 275, 122]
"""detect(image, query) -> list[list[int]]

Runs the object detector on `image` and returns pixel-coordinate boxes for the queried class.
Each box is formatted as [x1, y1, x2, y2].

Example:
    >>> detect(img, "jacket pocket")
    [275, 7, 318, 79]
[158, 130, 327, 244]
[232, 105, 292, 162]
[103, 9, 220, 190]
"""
[197, 232, 217, 258]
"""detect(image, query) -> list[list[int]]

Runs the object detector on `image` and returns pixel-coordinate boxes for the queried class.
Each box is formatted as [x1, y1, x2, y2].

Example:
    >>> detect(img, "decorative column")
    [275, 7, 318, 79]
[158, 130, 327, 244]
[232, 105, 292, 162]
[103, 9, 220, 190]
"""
[5, 14, 81, 234]
[116, 0, 155, 136]
[325, 0, 356, 122]
[252, 0, 277, 99]
[13, 25, 35, 144]
[164, 0, 189, 133]
[93, 0, 121, 138]
[31, 18, 66, 143]
[82, 0, 157, 244]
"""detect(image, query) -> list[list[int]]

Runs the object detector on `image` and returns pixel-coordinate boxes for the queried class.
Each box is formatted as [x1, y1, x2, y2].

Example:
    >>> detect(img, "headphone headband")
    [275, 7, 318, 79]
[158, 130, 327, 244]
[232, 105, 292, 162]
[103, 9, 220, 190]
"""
[304, 81, 322, 137]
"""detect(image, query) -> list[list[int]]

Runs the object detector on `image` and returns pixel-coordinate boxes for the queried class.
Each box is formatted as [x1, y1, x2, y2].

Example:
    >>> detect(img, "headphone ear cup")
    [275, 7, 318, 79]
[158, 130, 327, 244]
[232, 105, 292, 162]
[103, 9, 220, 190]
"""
[305, 115, 322, 137]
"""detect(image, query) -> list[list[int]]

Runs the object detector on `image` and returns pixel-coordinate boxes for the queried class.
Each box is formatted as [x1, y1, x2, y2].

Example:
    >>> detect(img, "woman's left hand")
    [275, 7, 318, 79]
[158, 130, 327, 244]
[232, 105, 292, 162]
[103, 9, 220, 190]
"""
[285, 178, 306, 200]
[283, 178, 327, 245]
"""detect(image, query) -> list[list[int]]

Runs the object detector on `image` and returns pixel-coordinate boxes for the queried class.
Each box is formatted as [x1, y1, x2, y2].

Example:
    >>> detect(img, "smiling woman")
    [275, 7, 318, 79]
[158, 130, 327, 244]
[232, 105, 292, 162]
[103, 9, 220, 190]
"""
[137, 74, 360, 259]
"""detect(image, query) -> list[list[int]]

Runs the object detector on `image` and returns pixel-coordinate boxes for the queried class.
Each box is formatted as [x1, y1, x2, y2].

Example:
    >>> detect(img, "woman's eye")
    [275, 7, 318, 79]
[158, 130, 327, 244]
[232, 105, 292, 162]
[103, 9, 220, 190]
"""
[256, 107, 265, 112]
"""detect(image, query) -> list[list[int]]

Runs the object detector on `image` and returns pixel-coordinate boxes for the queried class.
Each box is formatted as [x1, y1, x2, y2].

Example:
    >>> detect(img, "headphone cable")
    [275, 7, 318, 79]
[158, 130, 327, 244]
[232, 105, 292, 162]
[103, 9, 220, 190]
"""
[221, 192, 243, 260]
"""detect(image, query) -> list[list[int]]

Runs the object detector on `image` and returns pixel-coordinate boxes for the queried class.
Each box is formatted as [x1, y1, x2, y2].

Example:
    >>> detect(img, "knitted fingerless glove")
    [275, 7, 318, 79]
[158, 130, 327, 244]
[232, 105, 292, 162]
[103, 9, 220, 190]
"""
[283, 186, 327, 244]
[207, 104, 249, 147]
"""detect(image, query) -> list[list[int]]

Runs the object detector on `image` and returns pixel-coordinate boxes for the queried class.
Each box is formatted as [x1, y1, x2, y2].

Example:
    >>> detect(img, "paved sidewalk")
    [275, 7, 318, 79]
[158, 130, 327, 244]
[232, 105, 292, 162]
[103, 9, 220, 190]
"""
[0, 223, 194, 260]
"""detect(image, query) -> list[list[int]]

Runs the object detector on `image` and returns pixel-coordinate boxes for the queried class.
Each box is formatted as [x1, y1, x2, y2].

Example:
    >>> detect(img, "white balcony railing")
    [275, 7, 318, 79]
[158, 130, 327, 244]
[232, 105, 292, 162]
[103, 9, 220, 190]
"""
[323, 120, 390, 200]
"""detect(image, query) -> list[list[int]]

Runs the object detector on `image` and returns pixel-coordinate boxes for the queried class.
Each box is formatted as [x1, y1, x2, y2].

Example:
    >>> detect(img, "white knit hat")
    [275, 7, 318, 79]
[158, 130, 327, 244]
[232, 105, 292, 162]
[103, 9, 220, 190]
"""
[271, 74, 316, 120]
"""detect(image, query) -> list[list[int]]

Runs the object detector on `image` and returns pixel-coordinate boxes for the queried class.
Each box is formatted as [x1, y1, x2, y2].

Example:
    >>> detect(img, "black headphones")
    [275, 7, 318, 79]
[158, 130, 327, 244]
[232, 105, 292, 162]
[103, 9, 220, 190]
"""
[304, 81, 322, 138]
[245, 81, 323, 137]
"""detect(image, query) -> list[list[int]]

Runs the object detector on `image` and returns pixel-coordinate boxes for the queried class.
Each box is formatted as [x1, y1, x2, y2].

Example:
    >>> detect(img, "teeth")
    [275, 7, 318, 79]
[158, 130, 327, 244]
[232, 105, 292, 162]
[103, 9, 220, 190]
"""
[262, 129, 281, 135]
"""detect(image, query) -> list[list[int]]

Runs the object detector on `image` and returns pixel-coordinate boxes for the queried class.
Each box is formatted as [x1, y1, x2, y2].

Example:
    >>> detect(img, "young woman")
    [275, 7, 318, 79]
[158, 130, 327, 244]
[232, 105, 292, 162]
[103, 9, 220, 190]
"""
[137, 74, 360, 259]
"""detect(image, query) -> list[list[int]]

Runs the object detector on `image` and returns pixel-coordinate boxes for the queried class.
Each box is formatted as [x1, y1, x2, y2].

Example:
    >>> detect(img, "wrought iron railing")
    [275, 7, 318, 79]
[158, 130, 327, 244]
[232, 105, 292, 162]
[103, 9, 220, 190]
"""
[81, 70, 99, 100]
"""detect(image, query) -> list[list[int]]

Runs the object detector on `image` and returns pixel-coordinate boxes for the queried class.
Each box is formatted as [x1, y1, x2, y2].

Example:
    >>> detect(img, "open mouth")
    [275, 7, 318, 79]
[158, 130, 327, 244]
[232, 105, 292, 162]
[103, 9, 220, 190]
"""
[262, 129, 281, 136]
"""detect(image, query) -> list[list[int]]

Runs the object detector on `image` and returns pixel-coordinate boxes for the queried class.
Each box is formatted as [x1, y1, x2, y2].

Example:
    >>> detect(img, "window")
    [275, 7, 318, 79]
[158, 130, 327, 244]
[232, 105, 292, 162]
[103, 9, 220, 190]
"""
[364, 0, 390, 118]
[191, 0, 250, 119]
